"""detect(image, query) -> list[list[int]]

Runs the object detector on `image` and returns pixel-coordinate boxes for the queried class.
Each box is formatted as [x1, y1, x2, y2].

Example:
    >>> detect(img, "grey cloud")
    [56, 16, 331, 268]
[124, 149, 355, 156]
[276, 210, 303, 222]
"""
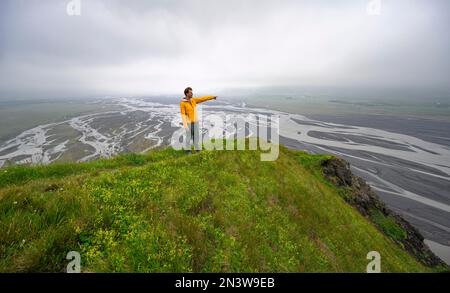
[0, 0, 449, 98]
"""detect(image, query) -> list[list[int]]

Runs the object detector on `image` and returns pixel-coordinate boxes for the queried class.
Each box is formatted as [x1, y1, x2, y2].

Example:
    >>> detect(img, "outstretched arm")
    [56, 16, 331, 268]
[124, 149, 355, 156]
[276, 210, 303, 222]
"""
[192, 96, 217, 104]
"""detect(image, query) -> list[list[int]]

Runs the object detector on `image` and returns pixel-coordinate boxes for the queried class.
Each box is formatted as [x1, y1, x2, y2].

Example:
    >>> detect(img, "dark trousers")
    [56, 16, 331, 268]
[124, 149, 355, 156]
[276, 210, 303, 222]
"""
[186, 121, 200, 150]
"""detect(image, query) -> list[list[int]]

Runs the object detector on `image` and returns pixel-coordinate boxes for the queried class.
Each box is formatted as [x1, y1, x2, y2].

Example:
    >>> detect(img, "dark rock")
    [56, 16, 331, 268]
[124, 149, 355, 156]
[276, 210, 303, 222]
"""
[321, 156, 446, 268]
[44, 184, 60, 192]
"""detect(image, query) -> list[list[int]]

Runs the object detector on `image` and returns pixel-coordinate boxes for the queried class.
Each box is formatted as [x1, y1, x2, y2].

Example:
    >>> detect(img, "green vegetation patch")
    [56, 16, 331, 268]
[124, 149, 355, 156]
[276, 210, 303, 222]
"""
[0, 140, 435, 272]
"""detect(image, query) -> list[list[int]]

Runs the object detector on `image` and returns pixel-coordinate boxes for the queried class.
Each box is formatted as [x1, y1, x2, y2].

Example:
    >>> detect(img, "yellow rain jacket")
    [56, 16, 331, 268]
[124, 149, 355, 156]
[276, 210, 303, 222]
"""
[180, 96, 215, 128]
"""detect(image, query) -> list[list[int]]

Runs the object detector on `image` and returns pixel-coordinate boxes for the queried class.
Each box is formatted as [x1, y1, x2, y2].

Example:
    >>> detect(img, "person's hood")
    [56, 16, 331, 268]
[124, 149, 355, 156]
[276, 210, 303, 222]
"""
[181, 97, 190, 102]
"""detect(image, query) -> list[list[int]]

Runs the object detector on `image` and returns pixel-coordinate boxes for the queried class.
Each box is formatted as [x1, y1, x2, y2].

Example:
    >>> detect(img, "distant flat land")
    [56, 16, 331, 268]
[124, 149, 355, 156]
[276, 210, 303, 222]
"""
[0, 98, 124, 142]
[239, 95, 450, 122]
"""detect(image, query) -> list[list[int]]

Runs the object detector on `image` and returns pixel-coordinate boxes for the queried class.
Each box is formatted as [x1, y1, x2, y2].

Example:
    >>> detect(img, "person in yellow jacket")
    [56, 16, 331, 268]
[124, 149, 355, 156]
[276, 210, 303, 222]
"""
[180, 87, 217, 153]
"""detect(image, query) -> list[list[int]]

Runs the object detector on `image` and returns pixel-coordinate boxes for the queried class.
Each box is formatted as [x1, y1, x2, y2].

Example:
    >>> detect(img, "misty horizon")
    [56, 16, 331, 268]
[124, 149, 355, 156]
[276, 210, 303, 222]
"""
[0, 0, 449, 100]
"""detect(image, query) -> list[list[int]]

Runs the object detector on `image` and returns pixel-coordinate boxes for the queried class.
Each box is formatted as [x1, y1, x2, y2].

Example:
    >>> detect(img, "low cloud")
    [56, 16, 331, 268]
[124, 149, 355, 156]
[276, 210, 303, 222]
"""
[0, 0, 449, 98]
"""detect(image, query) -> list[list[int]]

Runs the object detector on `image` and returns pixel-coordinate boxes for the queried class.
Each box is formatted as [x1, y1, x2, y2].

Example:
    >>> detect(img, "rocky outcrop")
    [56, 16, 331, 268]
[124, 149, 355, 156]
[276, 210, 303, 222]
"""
[321, 156, 446, 267]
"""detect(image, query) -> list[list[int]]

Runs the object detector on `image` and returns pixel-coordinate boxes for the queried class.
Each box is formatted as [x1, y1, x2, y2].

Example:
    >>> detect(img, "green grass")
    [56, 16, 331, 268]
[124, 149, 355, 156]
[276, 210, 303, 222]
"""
[0, 147, 184, 188]
[0, 139, 439, 272]
[370, 209, 407, 242]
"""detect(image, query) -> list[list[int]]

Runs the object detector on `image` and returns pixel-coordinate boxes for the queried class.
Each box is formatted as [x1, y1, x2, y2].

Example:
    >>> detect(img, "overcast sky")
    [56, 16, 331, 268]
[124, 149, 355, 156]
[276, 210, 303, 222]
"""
[0, 0, 449, 99]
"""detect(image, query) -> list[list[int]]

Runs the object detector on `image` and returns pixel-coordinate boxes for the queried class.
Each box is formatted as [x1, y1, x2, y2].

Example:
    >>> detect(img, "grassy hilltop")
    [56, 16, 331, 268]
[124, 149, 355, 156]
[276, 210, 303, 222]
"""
[0, 139, 446, 272]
